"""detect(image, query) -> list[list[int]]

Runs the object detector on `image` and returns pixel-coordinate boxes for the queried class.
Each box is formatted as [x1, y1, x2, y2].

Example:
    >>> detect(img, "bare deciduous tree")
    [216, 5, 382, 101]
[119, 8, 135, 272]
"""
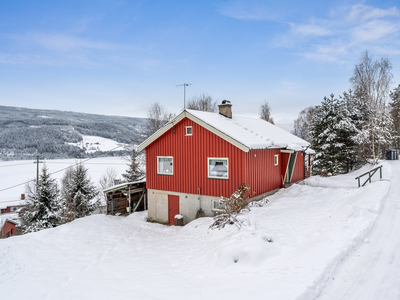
[350, 51, 393, 162]
[293, 106, 315, 141]
[259, 100, 274, 124]
[186, 93, 217, 112]
[99, 167, 118, 190]
[146, 102, 175, 137]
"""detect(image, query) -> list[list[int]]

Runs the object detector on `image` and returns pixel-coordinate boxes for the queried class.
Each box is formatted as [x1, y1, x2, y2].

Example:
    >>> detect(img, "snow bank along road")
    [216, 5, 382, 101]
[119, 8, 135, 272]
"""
[0, 161, 395, 300]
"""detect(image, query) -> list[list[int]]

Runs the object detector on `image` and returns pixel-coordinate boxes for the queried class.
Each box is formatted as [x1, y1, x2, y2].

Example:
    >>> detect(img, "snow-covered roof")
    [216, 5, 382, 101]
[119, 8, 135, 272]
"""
[0, 213, 19, 228]
[138, 109, 310, 152]
[102, 179, 146, 193]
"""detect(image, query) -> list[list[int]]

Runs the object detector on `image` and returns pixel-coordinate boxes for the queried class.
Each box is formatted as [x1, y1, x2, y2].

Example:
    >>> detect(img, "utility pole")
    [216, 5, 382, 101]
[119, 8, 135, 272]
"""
[176, 83, 192, 109]
[34, 155, 43, 189]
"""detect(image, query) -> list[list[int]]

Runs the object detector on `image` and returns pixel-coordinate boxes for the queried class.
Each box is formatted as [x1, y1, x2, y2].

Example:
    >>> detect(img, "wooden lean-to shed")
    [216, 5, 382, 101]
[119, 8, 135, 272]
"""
[138, 101, 313, 225]
[103, 180, 147, 215]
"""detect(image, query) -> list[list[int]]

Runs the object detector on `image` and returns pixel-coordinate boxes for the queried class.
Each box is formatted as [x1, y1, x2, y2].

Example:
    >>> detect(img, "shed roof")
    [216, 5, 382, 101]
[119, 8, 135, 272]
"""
[102, 179, 146, 194]
[138, 109, 310, 152]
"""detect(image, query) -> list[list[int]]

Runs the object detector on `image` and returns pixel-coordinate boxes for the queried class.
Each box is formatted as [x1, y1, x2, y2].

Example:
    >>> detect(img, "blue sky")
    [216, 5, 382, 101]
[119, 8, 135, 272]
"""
[1, 0, 400, 129]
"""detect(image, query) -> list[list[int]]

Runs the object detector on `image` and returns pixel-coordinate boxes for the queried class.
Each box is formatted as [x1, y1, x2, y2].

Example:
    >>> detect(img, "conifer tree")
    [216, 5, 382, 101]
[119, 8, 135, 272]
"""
[389, 84, 400, 149]
[122, 148, 144, 182]
[60, 167, 76, 223]
[61, 163, 99, 219]
[22, 165, 60, 233]
[310, 94, 359, 175]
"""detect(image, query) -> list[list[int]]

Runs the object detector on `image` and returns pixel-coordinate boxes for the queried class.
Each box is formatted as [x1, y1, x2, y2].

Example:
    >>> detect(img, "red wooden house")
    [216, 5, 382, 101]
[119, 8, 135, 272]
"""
[0, 218, 18, 239]
[138, 101, 313, 225]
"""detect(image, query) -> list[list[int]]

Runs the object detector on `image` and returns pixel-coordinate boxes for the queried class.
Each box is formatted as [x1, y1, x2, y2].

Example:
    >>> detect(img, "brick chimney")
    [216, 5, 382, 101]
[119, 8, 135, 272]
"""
[218, 100, 232, 118]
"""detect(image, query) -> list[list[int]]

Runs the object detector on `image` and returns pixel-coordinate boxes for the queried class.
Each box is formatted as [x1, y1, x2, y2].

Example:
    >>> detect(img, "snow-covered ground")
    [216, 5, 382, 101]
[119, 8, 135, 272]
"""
[0, 157, 130, 209]
[0, 161, 397, 300]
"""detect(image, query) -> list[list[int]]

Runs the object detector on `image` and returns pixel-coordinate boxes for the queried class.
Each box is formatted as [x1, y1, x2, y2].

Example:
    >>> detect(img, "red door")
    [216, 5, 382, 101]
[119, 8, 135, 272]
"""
[168, 195, 180, 225]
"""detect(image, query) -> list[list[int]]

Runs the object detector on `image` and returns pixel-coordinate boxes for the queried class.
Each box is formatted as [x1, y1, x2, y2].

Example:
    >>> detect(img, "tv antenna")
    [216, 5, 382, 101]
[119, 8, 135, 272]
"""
[176, 83, 192, 109]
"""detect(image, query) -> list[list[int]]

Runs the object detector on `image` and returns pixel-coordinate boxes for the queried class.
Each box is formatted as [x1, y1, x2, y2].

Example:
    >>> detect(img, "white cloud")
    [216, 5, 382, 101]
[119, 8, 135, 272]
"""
[351, 20, 400, 43]
[346, 4, 399, 22]
[275, 3, 400, 63]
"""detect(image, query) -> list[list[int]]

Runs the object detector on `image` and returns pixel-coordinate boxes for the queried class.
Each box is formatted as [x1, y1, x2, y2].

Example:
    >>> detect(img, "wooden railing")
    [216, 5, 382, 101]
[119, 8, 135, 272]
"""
[355, 165, 383, 187]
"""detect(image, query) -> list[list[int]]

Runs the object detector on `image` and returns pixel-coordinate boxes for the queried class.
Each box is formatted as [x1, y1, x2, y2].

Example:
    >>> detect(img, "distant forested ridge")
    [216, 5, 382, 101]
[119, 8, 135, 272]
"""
[0, 105, 147, 160]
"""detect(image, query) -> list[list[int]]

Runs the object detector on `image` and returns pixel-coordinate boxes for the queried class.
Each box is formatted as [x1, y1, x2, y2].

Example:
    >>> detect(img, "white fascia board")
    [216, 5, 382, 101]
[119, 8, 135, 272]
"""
[137, 111, 186, 151]
[137, 111, 250, 153]
[280, 149, 295, 153]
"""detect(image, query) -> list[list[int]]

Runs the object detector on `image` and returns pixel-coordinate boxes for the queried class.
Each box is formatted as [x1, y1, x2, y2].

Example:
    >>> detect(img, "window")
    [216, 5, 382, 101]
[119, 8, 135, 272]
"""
[185, 126, 192, 136]
[211, 199, 225, 212]
[208, 158, 228, 179]
[157, 156, 173, 175]
[274, 154, 279, 166]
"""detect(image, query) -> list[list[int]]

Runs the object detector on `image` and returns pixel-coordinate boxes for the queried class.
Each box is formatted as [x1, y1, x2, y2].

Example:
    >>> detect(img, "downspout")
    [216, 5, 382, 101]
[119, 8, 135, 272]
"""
[198, 188, 201, 210]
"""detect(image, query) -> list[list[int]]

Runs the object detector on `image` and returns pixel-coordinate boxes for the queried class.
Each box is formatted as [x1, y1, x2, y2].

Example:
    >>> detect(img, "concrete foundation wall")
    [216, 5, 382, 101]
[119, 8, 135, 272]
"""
[148, 189, 222, 224]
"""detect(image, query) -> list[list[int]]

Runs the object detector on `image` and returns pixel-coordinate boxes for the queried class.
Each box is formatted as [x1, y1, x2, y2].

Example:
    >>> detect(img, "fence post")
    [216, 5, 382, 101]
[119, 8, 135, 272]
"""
[380, 166, 382, 179]
[369, 171, 372, 183]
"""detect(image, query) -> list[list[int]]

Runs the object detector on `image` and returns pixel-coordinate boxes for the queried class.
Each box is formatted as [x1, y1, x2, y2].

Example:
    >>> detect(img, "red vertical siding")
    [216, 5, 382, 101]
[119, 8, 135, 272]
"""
[291, 152, 305, 182]
[146, 118, 246, 198]
[244, 149, 282, 196]
[0, 221, 16, 238]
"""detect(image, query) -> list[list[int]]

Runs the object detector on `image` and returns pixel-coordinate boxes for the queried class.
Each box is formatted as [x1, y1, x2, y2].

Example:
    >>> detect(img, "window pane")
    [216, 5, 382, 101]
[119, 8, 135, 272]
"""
[209, 159, 228, 178]
[158, 157, 173, 174]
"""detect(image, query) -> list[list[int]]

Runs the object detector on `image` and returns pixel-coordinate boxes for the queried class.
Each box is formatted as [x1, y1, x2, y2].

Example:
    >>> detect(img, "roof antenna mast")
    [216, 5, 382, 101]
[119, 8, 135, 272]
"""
[176, 83, 192, 110]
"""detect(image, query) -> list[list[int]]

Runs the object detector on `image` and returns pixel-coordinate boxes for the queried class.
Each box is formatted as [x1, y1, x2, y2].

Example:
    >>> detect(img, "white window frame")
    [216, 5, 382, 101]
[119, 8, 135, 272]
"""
[185, 126, 192, 136]
[211, 199, 225, 212]
[274, 154, 279, 166]
[207, 157, 229, 179]
[157, 156, 174, 175]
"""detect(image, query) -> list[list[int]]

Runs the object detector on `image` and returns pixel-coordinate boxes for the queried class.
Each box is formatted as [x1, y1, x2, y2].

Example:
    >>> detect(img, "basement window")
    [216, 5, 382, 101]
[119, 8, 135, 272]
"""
[274, 154, 279, 166]
[185, 126, 192, 136]
[208, 158, 228, 179]
[157, 156, 173, 175]
[211, 199, 225, 212]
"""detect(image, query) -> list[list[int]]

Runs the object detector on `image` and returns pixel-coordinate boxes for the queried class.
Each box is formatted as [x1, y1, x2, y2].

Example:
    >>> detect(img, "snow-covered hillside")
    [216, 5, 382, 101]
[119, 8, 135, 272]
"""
[0, 161, 396, 300]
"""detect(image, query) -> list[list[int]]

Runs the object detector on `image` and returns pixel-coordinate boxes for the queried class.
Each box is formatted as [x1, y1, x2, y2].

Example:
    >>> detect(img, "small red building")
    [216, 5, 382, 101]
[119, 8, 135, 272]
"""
[138, 101, 313, 225]
[0, 218, 18, 239]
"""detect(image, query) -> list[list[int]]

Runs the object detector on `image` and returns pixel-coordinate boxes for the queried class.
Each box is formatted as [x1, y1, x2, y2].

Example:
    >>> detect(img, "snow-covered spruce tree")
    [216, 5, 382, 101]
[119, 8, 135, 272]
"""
[375, 105, 395, 156]
[122, 148, 144, 182]
[62, 163, 99, 219]
[310, 94, 359, 175]
[389, 84, 400, 149]
[22, 165, 61, 233]
[59, 167, 76, 223]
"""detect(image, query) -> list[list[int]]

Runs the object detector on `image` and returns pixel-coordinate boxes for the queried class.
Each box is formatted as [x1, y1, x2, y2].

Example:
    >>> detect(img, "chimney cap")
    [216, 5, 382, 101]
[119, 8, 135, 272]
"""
[221, 100, 231, 105]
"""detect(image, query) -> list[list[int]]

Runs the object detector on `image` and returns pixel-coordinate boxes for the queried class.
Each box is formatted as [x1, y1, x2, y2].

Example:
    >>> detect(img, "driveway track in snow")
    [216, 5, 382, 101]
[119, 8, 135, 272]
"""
[317, 161, 400, 300]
